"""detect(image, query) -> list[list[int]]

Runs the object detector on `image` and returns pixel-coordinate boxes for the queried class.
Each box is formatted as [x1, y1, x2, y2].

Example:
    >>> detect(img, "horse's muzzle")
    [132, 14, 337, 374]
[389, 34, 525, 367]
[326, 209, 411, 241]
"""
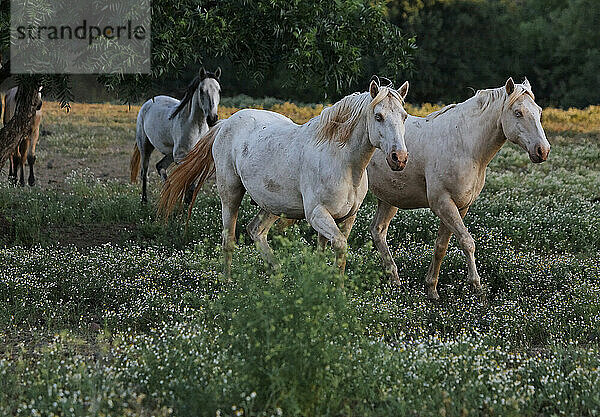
[207, 115, 219, 127]
[529, 144, 550, 163]
[386, 150, 408, 171]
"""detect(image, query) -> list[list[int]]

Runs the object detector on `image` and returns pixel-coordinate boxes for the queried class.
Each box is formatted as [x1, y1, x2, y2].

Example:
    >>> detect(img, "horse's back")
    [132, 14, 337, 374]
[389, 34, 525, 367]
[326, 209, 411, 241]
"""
[139, 95, 179, 119]
[138, 96, 181, 154]
[220, 109, 299, 153]
[227, 108, 295, 128]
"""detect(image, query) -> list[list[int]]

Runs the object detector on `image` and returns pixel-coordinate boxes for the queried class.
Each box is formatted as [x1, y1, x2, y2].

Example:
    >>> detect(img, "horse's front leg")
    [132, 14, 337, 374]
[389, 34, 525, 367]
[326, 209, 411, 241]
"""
[430, 196, 481, 295]
[27, 155, 36, 186]
[317, 234, 328, 250]
[308, 205, 348, 274]
[247, 209, 280, 271]
[370, 198, 400, 285]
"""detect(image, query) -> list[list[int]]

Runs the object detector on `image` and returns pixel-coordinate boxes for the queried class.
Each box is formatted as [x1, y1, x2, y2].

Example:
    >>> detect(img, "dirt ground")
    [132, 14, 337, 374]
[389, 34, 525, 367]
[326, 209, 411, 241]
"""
[0, 101, 165, 191]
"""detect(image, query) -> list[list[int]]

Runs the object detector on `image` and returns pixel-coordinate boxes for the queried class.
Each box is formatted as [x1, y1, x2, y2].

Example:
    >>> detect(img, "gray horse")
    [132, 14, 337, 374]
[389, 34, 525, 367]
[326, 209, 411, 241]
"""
[130, 67, 221, 202]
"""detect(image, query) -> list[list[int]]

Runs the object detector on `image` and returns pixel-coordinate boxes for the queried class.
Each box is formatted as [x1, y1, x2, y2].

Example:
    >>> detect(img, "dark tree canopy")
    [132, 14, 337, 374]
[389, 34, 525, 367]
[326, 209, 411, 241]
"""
[101, 0, 415, 102]
[0, 0, 414, 103]
[388, 0, 600, 108]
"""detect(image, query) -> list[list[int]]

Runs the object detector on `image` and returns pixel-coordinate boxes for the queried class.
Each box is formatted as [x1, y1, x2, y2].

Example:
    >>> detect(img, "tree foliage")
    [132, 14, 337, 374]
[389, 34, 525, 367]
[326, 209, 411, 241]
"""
[101, 0, 415, 102]
[389, 0, 600, 108]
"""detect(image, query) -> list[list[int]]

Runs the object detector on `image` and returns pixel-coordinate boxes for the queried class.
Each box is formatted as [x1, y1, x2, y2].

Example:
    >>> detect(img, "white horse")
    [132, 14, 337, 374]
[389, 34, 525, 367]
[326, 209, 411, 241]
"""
[368, 78, 550, 299]
[130, 67, 221, 202]
[159, 78, 410, 276]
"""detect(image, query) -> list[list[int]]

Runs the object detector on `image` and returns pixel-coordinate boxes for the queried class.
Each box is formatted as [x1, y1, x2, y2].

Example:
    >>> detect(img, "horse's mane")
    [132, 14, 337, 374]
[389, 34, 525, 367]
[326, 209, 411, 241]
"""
[423, 80, 535, 121]
[314, 87, 402, 145]
[475, 82, 535, 113]
[169, 72, 219, 120]
[425, 104, 457, 121]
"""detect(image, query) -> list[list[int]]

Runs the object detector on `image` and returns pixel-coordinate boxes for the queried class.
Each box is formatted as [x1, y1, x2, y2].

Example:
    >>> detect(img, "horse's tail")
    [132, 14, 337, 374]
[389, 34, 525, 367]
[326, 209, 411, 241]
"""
[130, 144, 141, 183]
[158, 123, 222, 221]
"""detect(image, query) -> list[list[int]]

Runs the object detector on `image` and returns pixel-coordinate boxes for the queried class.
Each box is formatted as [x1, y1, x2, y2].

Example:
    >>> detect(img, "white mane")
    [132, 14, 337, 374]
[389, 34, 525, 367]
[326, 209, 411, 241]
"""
[315, 87, 401, 145]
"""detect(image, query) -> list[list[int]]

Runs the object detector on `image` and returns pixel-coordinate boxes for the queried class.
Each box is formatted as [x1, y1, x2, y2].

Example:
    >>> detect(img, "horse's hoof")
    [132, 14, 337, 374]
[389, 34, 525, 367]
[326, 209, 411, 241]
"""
[471, 281, 483, 293]
[427, 287, 440, 301]
[389, 276, 401, 287]
[387, 268, 400, 286]
[28, 178, 35, 187]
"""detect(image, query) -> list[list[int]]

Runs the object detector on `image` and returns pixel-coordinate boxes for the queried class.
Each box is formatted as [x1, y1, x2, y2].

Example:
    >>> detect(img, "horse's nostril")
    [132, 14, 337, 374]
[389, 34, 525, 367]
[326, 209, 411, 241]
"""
[391, 153, 399, 162]
[536, 146, 544, 157]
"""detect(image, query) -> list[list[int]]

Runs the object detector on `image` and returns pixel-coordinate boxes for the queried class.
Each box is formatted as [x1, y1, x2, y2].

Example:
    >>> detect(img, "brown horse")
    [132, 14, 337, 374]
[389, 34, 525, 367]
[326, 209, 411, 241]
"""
[4, 86, 43, 186]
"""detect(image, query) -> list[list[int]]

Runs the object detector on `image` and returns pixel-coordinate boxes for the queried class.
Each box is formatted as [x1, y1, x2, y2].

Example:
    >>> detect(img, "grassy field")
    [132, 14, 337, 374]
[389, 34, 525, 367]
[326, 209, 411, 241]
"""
[0, 98, 599, 416]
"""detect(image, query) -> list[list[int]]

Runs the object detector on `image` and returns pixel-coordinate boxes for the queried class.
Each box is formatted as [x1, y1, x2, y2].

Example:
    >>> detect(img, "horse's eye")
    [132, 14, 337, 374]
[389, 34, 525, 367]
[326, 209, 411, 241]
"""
[375, 113, 384, 122]
[514, 109, 523, 118]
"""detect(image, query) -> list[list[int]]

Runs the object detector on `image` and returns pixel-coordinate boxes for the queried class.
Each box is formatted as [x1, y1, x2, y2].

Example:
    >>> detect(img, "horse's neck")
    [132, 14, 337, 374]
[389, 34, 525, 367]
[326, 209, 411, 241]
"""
[459, 96, 506, 167]
[336, 119, 374, 186]
[185, 90, 207, 127]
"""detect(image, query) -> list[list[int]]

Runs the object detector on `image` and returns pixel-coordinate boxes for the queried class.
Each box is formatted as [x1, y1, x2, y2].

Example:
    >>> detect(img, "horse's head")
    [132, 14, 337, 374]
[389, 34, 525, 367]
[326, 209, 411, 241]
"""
[367, 77, 410, 171]
[198, 67, 221, 127]
[500, 77, 550, 163]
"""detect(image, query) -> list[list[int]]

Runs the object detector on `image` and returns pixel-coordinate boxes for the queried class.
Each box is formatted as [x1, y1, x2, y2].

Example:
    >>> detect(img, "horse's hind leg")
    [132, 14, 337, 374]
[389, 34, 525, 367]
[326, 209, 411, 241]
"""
[136, 115, 154, 203]
[247, 209, 279, 271]
[139, 139, 154, 203]
[155, 153, 173, 181]
[17, 158, 25, 187]
[8, 154, 16, 184]
[424, 222, 453, 300]
[27, 116, 41, 186]
[370, 198, 400, 285]
[218, 178, 245, 279]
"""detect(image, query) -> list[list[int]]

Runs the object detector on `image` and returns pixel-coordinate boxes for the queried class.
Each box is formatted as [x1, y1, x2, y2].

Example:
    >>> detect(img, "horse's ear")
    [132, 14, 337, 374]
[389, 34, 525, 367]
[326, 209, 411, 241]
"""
[214, 67, 221, 79]
[522, 77, 531, 90]
[505, 77, 515, 95]
[398, 81, 409, 100]
[370, 79, 379, 99]
[199, 67, 206, 79]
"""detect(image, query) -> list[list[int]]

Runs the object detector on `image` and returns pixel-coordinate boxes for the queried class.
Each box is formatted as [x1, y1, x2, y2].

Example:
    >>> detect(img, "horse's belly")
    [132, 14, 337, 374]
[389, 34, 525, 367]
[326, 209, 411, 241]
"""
[237, 162, 305, 219]
[245, 185, 305, 219]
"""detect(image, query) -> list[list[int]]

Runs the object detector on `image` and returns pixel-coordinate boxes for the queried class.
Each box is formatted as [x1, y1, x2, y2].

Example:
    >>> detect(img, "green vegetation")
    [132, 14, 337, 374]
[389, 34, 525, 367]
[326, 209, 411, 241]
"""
[0, 102, 599, 415]
[389, 0, 600, 108]
[0, 0, 415, 103]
